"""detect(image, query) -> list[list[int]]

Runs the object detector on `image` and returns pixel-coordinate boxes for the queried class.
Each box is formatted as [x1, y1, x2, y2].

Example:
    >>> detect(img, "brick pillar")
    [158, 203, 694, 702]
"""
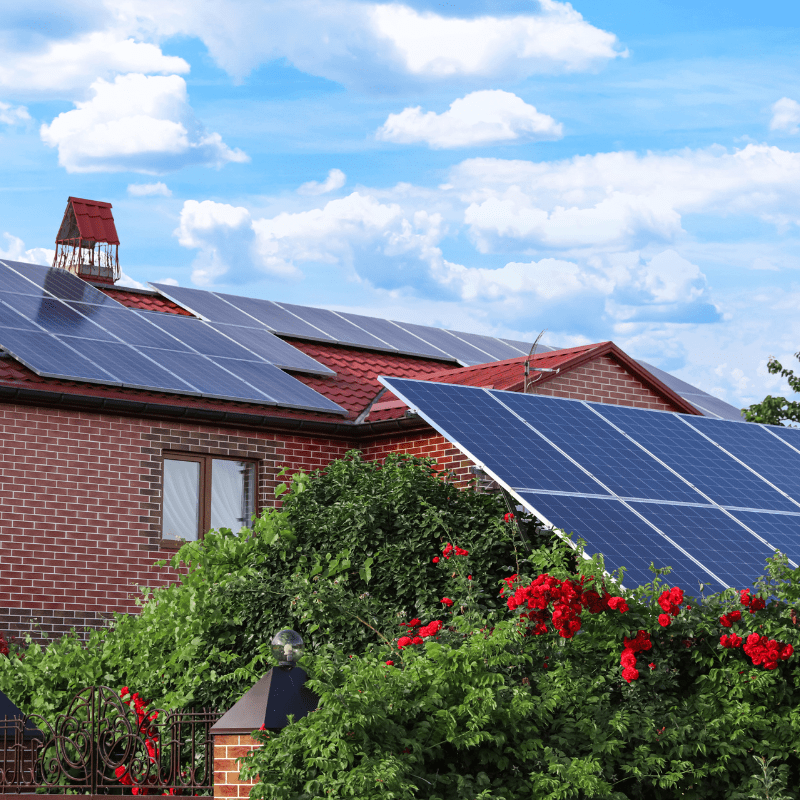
[213, 734, 262, 798]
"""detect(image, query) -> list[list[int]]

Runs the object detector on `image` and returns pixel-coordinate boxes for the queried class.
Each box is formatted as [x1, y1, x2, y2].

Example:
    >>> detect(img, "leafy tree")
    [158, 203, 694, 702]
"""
[743, 354, 800, 424]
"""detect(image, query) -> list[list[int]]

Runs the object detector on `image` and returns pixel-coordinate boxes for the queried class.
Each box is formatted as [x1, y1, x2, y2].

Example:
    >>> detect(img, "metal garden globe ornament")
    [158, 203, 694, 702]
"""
[271, 629, 304, 667]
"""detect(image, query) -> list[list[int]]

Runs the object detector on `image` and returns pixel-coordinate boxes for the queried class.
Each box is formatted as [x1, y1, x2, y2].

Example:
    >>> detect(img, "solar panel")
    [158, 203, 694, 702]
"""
[377, 379, 609, 494]
[682, 415, 800, 507]
[207, 323, 335, 375]
[150, 283, 259, 326]
[390, 322, 496, 365]
[278, 303, 396, 350]
[628, 502, 778, 589]
[447, 331, 526, 362]
[518, 492, 724, 589]
[216, 294, 336, 341]
[334, 312, 454, 360]
[726, 509, 800, 565]
[3, 260, 115, 304]
[0, 267, 346, 414]
[210, 357, 346, 413]
[591, 404, 798, 512]
[65, 339, 196, 392]
[494, 393, 707, 503]
[379, 378, 800, 589]
[0, 328, 118, 383]
[762, 425, 800, 450]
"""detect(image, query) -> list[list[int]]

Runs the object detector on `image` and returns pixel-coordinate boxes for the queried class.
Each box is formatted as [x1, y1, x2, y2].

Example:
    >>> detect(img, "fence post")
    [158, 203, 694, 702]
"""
[213, 734, 262, 799]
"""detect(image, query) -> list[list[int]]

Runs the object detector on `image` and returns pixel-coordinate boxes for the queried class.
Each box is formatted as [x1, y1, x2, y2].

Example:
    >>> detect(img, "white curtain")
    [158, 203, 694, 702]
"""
[211, 460, 255, 532]
[163, 459, 200, 540]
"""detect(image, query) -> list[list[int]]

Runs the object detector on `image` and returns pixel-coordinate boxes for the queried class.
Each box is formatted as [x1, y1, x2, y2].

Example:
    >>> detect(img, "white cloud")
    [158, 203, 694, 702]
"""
[369, 1, 624, 78]
[40, 73, 249, 173]
[297, 168, 346, 195]
[453, 145, 800, 252]
[0, 102, 31, 126]
[770, 97, 800, 134]
[0, 30, 188, 97]
[175, 199, 261, 284]
[117, 270, 149, 289]
[128, 181, 172, 196]
[0, 233, 54, 266]
[376, 90, 563, 149]
[109, 0, 623, 86]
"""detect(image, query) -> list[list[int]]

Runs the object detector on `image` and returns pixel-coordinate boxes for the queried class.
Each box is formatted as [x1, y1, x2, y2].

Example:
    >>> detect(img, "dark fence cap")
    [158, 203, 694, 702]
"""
[210, 667, 319, 735]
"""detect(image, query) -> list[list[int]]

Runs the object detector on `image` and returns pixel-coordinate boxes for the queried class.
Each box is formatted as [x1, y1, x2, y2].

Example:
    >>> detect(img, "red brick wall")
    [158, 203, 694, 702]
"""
[361, 430, 475, 488]
[0, 401, 364, 641]
[530, 356, 680, 411]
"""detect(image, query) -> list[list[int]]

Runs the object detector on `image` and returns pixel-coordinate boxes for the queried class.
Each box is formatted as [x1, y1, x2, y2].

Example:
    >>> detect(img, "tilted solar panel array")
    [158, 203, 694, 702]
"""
[0, 260, 345, 415]
[152, 283, 535, 366]
[378, 377, 800, 591]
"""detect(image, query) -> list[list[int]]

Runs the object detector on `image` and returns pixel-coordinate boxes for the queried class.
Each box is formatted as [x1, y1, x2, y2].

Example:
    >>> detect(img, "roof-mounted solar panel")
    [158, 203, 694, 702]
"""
[214, 294, 336, 341]
[0, 263, 346, 415]
[448, 331, 527, 362]
[390, 321, 496, 366]
[2, 260, 116, 304]
[150, 283, 260, 327]
[277, 303, 397, 350]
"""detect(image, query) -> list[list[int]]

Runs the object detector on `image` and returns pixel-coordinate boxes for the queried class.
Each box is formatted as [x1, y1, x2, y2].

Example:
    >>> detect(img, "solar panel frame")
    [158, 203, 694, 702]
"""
[140, 314, 265, 360]
[0, 296, 44, 331]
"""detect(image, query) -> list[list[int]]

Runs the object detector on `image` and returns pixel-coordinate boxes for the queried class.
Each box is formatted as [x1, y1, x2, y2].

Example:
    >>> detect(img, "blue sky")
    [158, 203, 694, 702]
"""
[2, 0, 800, 408]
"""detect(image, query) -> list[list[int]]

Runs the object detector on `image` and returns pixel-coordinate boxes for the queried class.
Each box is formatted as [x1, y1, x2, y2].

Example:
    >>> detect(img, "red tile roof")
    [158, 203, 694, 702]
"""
[97, 287, 193, 315]
[284, 339, 460, 420]
[62, 197, 120, 245]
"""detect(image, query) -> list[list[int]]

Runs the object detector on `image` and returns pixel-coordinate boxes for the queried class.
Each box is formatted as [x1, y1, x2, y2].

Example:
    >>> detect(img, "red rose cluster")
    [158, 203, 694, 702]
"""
[740, 589, 766, 613]
[656, 587, 685, 627]
[742, 633, 793, 670]
[0, 633, 9, 657]
[720, 633, 743, 649]
[505, 573, 628, 639]
[441, 542, 469, 559]
[719, 609, 742, 627]
[620, 630, 652, 683]
[499, 574, 519, 597]
[396, 619, 444, 650]
[116, 688, 162, 794]
[503, 512, 515, 523]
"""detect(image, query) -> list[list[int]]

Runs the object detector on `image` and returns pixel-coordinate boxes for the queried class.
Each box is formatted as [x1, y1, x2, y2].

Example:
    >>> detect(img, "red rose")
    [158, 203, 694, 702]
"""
[432, 557, 440, 564]
[729, 610, 742, 622]
[720, 614, 732, 628]
[658, 613, 671, 627]
[608, 597, 629, 613]
[385, 660, 394, 666]
[411, 636, 423, 645]
[407, 618, 421, 628]
[504, 512, 515, 522]
[397, 636, 413, 649]
[649, 662, 656, 670]
[441, 597, 454, 608]
[622, 666, 639, 683]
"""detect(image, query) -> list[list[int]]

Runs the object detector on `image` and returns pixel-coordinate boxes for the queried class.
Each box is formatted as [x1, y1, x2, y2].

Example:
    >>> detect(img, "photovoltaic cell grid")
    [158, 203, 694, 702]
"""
[0, 261, 345, 414]
[152, 282, 531, 366]
[379, 377, 800, 590]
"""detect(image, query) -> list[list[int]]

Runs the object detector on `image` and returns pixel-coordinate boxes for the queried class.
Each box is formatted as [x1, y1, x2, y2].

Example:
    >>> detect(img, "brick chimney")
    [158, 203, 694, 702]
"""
[53, 197, 120, 284]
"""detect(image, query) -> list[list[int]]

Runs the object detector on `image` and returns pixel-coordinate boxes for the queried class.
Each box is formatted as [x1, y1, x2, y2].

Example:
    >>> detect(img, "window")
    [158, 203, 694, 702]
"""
[162, 455, 257, 541]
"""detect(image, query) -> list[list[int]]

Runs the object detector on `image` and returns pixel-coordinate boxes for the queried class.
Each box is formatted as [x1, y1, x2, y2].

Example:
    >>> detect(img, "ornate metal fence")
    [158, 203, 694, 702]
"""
[0, 686, 220, 795]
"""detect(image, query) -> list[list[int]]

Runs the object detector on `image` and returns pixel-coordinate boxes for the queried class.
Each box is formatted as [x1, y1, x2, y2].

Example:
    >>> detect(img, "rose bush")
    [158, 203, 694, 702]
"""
[240, 537, 800, 799]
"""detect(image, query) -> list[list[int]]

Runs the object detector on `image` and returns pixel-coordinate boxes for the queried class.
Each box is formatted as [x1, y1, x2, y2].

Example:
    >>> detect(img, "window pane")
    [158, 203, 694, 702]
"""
[163, 459, 200, 541]
[211, 460, 256, 532]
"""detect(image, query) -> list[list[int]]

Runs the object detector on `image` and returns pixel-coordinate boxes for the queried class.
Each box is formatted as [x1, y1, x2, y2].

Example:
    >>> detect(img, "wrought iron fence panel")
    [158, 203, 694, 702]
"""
[0, 687, 220, 795]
